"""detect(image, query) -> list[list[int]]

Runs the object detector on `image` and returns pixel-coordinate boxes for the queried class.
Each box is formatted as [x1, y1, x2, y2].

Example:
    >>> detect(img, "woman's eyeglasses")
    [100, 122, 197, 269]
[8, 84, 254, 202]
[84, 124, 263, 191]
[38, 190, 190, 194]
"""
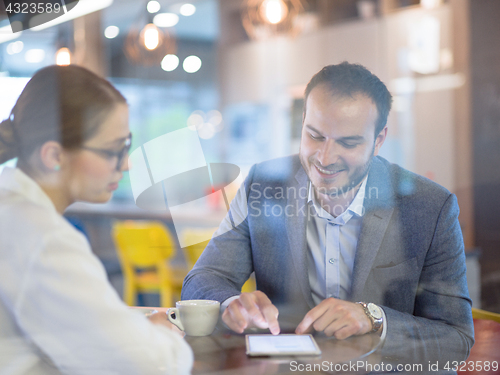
[82, 133, 132, 171]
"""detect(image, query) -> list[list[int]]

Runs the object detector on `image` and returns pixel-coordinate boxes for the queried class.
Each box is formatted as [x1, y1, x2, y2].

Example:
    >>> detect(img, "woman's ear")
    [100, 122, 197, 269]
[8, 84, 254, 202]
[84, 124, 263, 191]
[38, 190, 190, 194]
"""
[39, 141, 63, 172]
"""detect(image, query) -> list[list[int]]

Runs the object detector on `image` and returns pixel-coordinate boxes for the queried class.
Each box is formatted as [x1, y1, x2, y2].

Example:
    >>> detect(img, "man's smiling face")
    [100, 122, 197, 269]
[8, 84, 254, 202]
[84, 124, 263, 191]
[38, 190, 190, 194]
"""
[299, 84, 386, 199]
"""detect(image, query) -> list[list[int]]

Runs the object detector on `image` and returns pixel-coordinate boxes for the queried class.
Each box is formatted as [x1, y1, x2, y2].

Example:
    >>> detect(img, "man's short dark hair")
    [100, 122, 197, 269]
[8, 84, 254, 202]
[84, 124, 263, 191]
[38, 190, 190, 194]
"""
[304, 62, 392, 136]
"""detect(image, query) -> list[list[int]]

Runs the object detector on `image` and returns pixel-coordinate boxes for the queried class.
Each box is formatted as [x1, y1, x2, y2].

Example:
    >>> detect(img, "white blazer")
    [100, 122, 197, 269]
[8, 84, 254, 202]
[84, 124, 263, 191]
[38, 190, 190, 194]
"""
[0, 167, 193, 375]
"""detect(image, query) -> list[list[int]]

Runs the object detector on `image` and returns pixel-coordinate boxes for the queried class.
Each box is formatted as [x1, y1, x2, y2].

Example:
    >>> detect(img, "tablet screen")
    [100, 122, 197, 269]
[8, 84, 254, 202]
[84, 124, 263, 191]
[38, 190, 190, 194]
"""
[246, 334, 321, 356]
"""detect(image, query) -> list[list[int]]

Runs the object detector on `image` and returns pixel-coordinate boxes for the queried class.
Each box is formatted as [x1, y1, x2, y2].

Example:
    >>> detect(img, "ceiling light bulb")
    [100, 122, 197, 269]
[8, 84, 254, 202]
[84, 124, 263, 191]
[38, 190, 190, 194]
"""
[56, 47, 71, 66]
[180, 3, 196, 16]
[142, 23, 160, 50]
[260, 0, 288, 25]
[147, 0, 161, 13]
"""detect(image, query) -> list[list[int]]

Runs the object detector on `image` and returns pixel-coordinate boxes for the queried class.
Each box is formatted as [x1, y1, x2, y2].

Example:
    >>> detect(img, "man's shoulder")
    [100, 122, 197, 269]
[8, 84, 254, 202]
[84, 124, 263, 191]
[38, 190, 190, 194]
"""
[370, 156, 452, 205]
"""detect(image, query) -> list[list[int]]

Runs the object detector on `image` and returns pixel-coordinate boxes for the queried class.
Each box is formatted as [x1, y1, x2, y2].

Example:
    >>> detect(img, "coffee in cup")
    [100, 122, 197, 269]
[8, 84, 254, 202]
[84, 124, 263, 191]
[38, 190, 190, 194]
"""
[167, 300, 220, 336]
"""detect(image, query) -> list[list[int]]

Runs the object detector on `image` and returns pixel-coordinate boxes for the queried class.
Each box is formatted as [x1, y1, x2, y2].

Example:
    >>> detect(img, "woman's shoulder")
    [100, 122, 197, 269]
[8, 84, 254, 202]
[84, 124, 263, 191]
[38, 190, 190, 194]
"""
[0, 191, 87, 252]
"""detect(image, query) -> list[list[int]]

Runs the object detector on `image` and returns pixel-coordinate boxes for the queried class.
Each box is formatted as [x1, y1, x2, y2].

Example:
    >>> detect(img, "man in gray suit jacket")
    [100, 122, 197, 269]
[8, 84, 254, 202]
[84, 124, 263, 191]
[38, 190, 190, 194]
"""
[182, 63, 474, 363]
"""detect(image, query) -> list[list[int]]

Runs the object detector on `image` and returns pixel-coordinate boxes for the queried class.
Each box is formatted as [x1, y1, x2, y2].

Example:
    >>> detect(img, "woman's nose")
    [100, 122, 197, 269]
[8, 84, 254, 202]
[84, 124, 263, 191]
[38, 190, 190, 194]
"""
[120, 156, 130, 172]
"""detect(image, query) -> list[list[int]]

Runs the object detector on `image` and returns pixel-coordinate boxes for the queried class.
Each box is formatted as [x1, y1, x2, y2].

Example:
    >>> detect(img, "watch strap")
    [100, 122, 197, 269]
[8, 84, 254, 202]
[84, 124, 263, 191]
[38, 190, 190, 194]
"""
[357, 301, 383, 333]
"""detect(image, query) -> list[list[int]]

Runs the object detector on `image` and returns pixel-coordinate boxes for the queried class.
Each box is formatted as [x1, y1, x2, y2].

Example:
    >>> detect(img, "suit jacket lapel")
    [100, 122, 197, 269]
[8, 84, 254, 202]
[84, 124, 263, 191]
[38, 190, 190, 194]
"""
[285, 165, 315, 309]
[350, 208, 394, 300]
[350, 157, 395, 301]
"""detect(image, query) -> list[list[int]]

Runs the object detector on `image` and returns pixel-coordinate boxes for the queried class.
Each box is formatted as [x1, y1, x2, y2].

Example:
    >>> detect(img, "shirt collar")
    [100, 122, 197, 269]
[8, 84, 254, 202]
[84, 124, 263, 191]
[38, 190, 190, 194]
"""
[308, 175, 368, 224]
[0, 167, 57, 212]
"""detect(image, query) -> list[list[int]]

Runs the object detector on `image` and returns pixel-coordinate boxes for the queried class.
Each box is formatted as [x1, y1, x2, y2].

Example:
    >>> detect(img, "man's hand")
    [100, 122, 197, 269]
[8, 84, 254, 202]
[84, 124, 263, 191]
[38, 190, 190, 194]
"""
[295, 298, 371, 339]
[222, 291, 280, 335]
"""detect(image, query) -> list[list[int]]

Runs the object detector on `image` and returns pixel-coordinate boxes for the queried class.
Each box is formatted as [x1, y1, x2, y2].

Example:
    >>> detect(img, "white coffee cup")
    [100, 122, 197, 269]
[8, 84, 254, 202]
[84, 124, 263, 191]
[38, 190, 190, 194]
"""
[167, 300, 220, 336]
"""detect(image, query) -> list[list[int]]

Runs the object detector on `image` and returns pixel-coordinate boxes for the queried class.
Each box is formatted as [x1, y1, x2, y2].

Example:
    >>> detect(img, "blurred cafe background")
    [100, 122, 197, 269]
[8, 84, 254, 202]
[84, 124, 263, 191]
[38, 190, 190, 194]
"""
[0, 0, 499, 312]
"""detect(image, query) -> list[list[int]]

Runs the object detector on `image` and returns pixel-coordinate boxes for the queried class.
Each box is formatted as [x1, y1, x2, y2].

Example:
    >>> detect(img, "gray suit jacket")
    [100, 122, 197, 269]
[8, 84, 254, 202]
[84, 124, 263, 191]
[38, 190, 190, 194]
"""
[182, 155, 474, 363]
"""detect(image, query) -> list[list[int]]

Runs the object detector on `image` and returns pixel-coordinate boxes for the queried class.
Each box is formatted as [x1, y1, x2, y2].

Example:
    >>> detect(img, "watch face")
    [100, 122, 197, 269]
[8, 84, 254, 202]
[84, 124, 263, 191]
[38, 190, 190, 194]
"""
[367, 303, 382, 319]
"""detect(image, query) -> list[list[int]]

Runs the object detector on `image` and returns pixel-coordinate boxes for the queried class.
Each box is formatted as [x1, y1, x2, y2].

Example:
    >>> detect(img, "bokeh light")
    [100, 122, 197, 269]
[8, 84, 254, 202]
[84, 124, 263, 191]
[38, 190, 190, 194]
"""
[161, 54, 179, 71]
[104, 25, 119, 39]
[183, 55, 202, 73]
[180, 3, 196, 16]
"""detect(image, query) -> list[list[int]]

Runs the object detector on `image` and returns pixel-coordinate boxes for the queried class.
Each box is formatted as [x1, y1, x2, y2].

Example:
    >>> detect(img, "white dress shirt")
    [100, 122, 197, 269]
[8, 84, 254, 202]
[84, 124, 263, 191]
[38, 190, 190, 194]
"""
[306, 178, 367, 304]
[306, 176, 387, 337]
[0, 168, 193, 375]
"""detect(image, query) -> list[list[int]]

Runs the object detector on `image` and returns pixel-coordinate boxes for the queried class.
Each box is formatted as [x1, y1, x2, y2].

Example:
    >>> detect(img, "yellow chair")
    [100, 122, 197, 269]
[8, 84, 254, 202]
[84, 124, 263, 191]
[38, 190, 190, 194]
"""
[472, 307, 500, 323]
[181, 227, 256, 293]
[241, 275, 257, 293]
[181, 228, 218, 268]
[113, 221, 177, 307]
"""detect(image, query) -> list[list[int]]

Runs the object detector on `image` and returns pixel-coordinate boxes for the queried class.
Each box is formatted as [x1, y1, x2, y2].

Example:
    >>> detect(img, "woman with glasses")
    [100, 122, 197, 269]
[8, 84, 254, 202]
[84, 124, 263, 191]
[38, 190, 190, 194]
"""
[0, 65, 193, 374]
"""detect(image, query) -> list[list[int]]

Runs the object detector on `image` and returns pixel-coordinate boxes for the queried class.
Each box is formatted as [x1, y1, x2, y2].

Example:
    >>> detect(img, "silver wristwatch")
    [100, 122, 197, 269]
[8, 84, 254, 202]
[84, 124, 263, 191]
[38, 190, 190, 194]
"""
[357, 302, 383, 333]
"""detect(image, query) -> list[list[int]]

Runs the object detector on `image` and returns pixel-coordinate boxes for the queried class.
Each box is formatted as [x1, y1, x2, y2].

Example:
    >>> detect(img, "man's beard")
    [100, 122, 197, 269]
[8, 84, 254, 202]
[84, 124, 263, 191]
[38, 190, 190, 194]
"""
[324, 156, 373, 198]
[303, 144, 375, 199]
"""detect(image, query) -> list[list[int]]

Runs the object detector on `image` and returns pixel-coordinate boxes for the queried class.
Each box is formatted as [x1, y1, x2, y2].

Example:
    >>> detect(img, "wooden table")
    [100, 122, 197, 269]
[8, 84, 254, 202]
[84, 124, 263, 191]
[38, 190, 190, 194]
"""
[186, 328, 382, 375]
[133, 307, 500, 374]
[131, 306, 382, 374]
[461, 319, 500, 375]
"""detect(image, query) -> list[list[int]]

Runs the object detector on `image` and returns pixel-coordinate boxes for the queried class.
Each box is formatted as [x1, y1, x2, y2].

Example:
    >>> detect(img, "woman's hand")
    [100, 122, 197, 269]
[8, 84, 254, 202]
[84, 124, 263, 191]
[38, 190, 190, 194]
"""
[147, 312, 185, 337]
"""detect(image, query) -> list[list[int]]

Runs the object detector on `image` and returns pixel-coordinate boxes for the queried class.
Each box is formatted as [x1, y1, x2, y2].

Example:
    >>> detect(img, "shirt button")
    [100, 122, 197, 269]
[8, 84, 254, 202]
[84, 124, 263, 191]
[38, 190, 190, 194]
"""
[329, 258, 335, 264]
